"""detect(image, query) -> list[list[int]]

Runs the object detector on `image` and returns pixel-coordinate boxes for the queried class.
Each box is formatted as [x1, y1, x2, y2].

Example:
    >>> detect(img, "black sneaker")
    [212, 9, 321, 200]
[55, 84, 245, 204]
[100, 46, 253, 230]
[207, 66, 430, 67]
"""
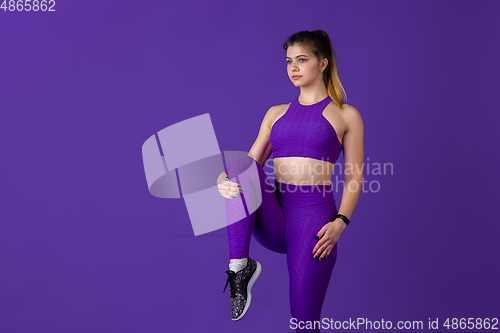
[223, 257, 262, 321]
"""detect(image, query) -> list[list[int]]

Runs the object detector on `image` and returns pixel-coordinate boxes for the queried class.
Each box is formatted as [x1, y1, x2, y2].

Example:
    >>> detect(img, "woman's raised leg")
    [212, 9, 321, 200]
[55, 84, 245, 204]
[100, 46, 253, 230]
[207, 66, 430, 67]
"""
[223, 155, 287, 321]
[224, 155, 287, 259]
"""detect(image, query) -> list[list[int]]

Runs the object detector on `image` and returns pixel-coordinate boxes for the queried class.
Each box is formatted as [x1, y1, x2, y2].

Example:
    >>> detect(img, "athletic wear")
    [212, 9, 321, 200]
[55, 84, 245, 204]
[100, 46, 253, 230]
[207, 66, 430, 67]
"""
[224, 155, 338, 332]
[229, 257, 248, 273]
[269, 95, 342, 164]
[223, 257, 262, 321]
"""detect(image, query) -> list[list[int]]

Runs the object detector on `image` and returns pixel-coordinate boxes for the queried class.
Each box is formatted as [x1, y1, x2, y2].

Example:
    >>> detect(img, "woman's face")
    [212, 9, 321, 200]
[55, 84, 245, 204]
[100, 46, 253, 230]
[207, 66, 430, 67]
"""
[286, 44, 326, 87]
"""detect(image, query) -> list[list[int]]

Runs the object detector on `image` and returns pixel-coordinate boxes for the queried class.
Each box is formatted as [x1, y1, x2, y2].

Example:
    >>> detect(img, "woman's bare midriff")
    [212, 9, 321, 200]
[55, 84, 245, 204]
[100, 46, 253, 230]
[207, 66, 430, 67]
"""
[273, 156, 334, 185]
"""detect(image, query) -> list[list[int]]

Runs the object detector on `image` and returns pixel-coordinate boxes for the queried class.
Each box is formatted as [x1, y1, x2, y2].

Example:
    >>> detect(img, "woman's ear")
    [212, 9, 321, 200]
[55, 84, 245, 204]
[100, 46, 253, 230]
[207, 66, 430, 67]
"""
[322, 58, 328, 71]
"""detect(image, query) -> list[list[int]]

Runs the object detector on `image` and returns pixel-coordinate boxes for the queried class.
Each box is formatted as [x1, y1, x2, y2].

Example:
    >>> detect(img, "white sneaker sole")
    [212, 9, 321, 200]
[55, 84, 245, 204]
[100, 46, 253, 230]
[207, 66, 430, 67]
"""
[232, 260, 262, 321]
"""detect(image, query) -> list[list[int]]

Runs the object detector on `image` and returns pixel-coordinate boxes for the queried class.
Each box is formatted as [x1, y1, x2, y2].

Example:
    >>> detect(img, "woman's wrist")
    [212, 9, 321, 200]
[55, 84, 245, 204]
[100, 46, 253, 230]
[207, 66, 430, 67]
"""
[333, 215, 349, 233]
[334, 218, 347, 231]
[336, 214, 350, 226]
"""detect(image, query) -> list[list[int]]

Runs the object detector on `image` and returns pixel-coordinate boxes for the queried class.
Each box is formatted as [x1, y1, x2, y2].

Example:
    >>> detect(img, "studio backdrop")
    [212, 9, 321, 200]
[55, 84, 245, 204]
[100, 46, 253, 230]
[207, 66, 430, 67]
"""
[0, 0, 498, 332]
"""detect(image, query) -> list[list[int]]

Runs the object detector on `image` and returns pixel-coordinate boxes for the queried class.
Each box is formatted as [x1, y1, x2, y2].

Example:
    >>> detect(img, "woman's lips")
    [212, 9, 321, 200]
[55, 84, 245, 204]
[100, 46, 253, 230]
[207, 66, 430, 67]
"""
[292, 76, 301, 79]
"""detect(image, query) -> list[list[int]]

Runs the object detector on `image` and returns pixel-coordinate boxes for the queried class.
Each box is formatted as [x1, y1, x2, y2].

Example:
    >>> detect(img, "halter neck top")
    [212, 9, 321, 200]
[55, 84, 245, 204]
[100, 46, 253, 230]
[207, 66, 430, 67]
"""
[269, 95, 342, 164]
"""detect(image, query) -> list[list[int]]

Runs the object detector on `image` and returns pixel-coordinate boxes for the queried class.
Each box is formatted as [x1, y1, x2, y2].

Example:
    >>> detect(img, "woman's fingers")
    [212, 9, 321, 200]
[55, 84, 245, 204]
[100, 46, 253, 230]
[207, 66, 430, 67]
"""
[312, 233, 326, 255]
[218, 180, 244, 199]
[313, 242, 326, 260]
[318, 244, 333, 261]
[314, 241, 336, 261]
[313, 237, 331, 261]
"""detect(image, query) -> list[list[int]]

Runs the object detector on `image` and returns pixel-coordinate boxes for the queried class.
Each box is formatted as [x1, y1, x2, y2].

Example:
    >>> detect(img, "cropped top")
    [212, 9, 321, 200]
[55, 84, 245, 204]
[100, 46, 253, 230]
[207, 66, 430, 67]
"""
[269, 95, 343, 164]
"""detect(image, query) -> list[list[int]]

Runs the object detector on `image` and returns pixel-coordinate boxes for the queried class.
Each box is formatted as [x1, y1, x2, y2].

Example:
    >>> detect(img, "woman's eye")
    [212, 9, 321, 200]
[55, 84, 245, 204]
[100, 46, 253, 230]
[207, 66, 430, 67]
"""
[287, 58, 306, 64]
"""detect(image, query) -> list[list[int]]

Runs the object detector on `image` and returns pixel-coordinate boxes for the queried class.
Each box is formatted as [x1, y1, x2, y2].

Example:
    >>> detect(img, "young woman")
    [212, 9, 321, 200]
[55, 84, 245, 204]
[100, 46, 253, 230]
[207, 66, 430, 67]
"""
[217, 30, 364, 331]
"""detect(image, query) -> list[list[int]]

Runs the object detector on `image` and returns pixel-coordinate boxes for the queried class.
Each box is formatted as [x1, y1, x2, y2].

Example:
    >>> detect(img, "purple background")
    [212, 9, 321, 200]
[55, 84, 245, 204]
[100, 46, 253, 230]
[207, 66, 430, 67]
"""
[1, 0, 499, 332]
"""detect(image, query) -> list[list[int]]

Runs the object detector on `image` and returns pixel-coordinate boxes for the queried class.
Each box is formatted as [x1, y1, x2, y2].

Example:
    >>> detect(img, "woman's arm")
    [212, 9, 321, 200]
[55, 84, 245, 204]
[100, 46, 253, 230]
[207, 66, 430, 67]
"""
[247, 106, 277, 168]
[218, 106, 276, 186]
[337, 104, 364, 223]
[311, 104, 364, 260]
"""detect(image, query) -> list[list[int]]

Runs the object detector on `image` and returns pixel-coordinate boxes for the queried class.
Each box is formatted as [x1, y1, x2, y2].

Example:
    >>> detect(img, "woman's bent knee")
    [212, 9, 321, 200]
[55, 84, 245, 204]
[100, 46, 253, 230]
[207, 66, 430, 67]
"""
[226, 155, 260, 178]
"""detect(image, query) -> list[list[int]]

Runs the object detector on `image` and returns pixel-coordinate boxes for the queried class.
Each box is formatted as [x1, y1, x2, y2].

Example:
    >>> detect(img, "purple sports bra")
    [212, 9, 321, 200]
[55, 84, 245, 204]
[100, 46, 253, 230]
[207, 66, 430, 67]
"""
[269, 95, 343, 164]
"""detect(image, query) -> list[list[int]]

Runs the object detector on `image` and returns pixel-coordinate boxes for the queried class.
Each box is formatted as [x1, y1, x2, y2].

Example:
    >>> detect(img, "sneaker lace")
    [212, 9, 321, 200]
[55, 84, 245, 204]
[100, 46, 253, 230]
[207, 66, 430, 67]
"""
[223, 270, 239, 297]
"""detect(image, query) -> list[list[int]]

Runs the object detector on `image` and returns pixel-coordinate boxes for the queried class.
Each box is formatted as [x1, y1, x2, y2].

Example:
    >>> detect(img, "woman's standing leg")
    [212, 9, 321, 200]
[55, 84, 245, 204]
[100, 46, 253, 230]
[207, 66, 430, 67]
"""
[278, 184, 338, 332]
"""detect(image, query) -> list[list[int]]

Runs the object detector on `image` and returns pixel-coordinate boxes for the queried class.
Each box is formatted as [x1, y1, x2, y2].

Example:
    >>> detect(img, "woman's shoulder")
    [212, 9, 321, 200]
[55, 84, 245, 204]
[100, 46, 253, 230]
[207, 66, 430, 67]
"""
[263, 103, 290, 128]
[340, 103, 364, 128]
[341, 103, 361, 117]
[268, 102, 290, 115]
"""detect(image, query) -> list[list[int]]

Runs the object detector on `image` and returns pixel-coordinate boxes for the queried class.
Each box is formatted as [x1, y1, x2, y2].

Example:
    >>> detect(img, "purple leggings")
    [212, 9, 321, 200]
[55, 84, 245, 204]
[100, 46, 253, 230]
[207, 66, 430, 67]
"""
[225, 155, 338, 332]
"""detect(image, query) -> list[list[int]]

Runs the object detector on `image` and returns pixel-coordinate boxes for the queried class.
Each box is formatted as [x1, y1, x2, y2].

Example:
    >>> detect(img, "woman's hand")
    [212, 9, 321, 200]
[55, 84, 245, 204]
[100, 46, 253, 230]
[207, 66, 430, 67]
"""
[312, 218, 347, 260]
[217, 171, 244, 199]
